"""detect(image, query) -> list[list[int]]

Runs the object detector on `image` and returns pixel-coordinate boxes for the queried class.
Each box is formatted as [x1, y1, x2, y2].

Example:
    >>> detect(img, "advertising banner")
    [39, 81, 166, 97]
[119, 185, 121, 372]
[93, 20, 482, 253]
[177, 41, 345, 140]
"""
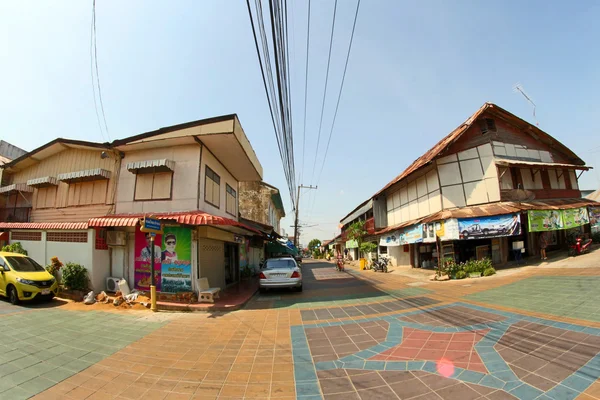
[346, 239, 358, 249]
[440, 219, 459, 241]
[401, 225, 423, 244]
[160, 227, 193, 293]
[134, 229, 162, 291]
[562, 207, 589, 230]
[458, 213, 521, 240]
[380, 231, 400, 246]
[422, 221, 445, 243]
[590, 207, 600, 233]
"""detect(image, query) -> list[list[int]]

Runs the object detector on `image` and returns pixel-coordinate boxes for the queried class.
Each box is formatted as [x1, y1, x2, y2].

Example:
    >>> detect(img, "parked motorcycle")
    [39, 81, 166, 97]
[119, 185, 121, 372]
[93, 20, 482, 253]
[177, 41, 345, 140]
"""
[569, 237, 593, 256]
[372, 255, 390, 273]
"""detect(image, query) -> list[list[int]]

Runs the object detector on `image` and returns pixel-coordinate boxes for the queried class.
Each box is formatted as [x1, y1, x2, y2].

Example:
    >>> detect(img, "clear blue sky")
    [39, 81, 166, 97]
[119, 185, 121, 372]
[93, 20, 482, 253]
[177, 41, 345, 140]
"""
[1, 1, 599, 245]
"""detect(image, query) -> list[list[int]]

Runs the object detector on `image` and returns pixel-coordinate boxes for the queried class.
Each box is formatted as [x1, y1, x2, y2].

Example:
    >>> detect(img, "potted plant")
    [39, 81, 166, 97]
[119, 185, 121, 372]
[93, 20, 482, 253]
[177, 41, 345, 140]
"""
[45, 256, 64, 284]
[467, 260, 482, 278]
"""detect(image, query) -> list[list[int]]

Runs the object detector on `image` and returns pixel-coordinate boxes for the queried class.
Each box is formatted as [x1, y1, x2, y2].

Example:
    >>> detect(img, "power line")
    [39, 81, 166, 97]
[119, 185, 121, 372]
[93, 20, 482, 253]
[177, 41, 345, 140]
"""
[91, 0, 110, 141]
[300, 0, 311, 186]
[309, 0, 338, 186]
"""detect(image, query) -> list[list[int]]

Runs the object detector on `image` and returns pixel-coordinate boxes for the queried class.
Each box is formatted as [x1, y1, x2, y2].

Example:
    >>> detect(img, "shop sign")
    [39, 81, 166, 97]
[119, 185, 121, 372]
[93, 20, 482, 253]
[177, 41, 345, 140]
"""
[528, 208, 589, 232]
[422, 221, 445, 243]
[134, 229, 162, 291]
[401, 225, 423, 244]
[346, 239, 358, 249]
[160, 226, 193, 293]
[590, 207, 600, 233]
[440, 219, 459, 241]
[563, 208, 589, 229]
[458, 213, 521, 240]
[379, 231, 400, 246]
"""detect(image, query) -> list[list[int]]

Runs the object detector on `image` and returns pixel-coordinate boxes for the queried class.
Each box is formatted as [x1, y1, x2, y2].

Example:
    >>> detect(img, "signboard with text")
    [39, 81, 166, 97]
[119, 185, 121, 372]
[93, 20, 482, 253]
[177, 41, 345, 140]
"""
[160, 226, 192, 293]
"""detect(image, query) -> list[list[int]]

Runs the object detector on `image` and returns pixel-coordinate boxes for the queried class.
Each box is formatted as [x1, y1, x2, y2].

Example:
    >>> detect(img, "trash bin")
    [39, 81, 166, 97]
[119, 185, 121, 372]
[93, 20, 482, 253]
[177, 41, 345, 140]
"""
[360, 258, 367, 270]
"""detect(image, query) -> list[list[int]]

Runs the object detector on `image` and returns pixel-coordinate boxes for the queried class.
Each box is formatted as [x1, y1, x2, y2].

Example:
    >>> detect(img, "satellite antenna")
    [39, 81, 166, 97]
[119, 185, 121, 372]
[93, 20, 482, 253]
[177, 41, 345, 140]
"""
[513, 83, 539, 126]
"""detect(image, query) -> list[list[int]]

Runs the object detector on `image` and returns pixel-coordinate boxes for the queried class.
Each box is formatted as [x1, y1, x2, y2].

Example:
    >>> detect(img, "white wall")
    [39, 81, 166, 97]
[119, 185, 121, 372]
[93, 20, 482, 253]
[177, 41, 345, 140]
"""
[386, 168, 441, 227]
[199, 238, 226, 289]
[199, 148, 239, 220]
[116, 144, 200, 214]
[92, 244, 110, 293]
[385, 245, 411, 267]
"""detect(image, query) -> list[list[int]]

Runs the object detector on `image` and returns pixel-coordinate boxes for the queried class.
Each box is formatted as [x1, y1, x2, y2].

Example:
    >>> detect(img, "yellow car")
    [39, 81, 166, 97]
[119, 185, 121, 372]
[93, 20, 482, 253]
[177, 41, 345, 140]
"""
[0, 252, 58, 305]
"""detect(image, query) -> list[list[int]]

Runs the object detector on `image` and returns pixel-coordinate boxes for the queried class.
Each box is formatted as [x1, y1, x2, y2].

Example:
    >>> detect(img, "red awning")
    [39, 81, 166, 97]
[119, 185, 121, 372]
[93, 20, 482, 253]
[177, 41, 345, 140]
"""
[0, 222, 88, 230]
[88, 211, 260, 234]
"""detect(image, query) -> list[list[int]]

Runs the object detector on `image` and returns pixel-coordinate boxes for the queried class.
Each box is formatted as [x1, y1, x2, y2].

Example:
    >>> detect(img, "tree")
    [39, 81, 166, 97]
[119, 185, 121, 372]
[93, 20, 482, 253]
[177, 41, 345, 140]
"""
[308, 239, 321, 252]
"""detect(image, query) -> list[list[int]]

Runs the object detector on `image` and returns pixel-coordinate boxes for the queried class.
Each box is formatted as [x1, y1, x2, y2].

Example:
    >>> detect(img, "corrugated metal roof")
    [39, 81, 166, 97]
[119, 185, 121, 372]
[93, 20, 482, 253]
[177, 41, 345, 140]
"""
[340, 199, 373, 225]
[495, 158, 591, 170]
[374, 217, 425, 235]
[88, 210, 260, 233]
[0, 222, 88, 230]
[586, 190, 600, 202]
[0, 183, 34, 194]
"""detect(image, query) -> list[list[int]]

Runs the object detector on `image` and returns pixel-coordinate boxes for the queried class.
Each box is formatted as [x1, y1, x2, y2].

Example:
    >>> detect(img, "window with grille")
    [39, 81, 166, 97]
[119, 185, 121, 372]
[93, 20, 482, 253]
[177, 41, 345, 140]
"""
[95, 229, 108, 250]
[226, 184, 237, 216]
[205, 166, 221, 208]
[134, 170, 173, 201]
[10, 231, 41, 241]
[47, 232, 88, 243]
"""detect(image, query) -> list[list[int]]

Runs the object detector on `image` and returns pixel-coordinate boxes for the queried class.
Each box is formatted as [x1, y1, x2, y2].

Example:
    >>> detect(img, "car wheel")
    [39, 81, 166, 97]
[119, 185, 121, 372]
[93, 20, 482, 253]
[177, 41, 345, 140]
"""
[296, 285, 303, 292]
[8, 286, 19, 305]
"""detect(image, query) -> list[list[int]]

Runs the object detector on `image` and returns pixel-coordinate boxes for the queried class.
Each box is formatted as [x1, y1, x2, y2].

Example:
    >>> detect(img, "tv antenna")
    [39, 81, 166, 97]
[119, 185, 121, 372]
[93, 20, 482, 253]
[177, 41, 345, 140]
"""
[513, 83, 539, 126]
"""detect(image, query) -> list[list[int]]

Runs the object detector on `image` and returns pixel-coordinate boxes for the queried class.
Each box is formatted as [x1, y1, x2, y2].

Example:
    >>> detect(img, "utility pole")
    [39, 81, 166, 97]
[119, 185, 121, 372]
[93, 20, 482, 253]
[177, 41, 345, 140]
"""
[294, 184, 317, 248]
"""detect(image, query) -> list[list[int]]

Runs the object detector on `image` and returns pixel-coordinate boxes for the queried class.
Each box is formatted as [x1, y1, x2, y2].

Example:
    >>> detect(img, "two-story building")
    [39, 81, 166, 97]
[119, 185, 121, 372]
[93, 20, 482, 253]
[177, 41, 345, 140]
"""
[366, 103, 598, 268]
[0, 114, 265, 295]
[239, 181, 286, 234]
[338, 199, 375, 260]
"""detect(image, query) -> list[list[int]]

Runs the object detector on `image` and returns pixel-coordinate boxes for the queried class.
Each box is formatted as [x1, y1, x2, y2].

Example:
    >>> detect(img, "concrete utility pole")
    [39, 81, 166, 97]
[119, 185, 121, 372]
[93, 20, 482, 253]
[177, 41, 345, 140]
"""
[294, 184, 317, 248]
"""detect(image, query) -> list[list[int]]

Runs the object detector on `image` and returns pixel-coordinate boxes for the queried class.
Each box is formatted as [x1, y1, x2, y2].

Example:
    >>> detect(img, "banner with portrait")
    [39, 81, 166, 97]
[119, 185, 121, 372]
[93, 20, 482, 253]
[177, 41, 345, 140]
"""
[160, 226, 193, 293]
[134, 229, 162, 291]
[528, 208, 589, 232]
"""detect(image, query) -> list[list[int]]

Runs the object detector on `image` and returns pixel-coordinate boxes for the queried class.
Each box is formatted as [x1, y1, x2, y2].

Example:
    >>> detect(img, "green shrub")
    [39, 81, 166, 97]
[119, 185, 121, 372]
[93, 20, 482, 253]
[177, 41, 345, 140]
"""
[455, 270, 467, 279]
[61, 262, 89, 291]
[1, 242, 27, 255]
[483, 267, 496, 277]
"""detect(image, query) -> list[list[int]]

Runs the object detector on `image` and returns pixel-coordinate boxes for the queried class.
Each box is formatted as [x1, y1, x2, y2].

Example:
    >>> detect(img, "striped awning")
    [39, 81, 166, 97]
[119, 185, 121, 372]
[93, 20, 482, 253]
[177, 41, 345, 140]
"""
[57, 168, 110, 183]
[88, 210, 259, 234]
[126, 159, 175, 174]
[0, 183, 33, 194]
[27, 176, 58, 188]
[0, 222, 88, 230]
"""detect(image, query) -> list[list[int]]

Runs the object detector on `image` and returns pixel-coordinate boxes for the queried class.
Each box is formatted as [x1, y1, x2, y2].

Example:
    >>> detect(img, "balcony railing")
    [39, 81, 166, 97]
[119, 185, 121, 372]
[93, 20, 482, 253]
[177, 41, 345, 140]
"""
[0, 207, 31, 222]
[366, 217, 375, 234]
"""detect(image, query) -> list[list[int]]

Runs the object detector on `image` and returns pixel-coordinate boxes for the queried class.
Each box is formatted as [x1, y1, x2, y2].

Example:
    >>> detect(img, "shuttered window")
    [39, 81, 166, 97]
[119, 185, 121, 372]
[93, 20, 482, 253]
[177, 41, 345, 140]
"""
[226, 184, 237, 216]
[134, 170, 173, 200]
[205, 166, 221, 208]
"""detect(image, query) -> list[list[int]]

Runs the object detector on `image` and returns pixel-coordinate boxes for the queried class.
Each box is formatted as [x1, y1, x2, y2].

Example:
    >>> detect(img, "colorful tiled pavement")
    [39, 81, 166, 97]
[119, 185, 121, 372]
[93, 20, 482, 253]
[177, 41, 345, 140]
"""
[4, 255, 600, 399]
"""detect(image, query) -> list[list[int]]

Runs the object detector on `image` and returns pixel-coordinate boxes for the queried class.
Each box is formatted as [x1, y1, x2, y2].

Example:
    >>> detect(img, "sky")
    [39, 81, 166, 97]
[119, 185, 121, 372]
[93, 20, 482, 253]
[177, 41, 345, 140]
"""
[1, 1, 599, 246]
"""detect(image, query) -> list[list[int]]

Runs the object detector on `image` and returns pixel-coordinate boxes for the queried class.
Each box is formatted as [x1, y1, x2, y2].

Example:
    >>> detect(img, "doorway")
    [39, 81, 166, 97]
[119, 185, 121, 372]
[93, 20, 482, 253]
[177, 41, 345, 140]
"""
[224, 242, 239, 286]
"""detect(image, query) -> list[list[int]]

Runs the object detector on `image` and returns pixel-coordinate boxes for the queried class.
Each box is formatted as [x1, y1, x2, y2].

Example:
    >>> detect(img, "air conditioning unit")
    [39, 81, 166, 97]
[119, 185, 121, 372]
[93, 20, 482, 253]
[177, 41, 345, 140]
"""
[106, 277, 122, 293]
[106, 231, 126, 246]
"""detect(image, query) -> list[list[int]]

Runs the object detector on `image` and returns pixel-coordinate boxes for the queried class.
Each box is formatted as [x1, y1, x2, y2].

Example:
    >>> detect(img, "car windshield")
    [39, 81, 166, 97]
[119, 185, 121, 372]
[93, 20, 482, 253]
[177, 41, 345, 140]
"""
[6, 256, 45, 272]
[265, 259, 296, 269]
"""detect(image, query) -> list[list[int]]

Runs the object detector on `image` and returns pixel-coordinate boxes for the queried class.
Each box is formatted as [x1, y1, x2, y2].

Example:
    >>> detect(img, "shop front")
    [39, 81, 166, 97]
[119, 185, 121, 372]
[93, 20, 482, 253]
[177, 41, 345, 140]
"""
[527, 207, 591, 256]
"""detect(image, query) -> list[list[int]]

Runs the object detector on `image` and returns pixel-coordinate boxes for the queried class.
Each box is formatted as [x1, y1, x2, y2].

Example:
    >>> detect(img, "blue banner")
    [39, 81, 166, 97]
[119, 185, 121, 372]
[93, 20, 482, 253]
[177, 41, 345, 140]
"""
[458, 213, 521, 240]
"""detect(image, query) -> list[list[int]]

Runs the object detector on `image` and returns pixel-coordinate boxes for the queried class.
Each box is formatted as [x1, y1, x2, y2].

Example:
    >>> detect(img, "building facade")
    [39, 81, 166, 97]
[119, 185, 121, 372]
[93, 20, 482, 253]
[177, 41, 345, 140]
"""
[239, 181, 286, 234]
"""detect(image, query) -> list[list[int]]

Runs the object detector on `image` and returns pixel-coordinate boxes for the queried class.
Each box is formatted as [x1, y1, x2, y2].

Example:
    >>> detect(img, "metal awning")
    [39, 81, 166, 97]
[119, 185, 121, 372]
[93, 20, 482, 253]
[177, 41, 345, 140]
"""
[0, 183, 33, 194]
[340, 199, 373, 225]
[495, 158, 591, 170]
[88, 210, 260, 234]
[57, 168, 111, 183]
[126, 159, 175, 174]
[27, 176, 58, 188]
[0, 222, 88, 230]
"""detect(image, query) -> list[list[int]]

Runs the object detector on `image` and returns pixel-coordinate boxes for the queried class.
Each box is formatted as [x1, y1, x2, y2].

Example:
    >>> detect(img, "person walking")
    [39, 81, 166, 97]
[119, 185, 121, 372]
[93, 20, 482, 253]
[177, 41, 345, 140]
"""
[539, 231, 550, 261]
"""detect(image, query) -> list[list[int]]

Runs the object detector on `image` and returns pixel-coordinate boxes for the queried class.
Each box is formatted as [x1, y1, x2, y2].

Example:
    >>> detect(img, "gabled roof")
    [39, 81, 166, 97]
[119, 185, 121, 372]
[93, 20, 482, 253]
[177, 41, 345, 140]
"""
[373, 102, 586, 197]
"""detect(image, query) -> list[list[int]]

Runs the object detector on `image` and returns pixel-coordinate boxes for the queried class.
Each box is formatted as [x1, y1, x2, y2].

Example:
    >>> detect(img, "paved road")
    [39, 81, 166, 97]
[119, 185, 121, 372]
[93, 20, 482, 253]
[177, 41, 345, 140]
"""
[1, 256, 600, 399]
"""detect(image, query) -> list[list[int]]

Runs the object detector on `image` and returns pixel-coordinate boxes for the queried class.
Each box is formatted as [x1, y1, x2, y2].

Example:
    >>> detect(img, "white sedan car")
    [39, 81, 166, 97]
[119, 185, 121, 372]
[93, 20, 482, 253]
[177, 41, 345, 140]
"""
[259, 257, 302, 292]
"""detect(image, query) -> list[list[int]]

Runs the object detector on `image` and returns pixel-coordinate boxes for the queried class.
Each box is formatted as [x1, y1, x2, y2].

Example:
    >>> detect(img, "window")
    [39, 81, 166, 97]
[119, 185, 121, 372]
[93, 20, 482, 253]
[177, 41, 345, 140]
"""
[226, 184, 236, 216]
[11, 231, 41, 241]
[47, 232, 88, 243]
[36, 186, 57, 209]
[205, 166, 221, 207]
[5, 256, 45, 272]
[134, 170, 172, 200]
[67, 180, 108, 206]
[498, 167, 514, 189]
[95, 229, 108, 250]
[480, 118, 497, 134]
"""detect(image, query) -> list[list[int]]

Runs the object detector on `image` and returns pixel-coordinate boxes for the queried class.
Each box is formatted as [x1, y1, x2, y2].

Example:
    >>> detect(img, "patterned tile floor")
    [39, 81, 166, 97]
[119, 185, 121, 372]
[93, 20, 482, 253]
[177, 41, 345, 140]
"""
[4, 256, 600, 399]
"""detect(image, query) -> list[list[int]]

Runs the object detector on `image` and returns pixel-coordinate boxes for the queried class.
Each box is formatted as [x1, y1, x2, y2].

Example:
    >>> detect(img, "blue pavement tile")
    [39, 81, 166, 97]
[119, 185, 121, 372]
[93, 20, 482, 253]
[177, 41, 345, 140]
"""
[480, 352, 504, 365]
[340, 355, 362, 363]
[577, 363, 600, 379]
[476, 339, 497, 348]
[544, 384, 580, 400]
[294, 354, 313, 363]
[582, 327, 600, 336]
[503, 381, 522, 392]
[333, 360, 344, 369]
[383, 339, 402, 346]
[479, 375, 505, 390]
[476, 346, 497, 355]
[485, 361, 511, 373]
[551, 322, 572, 330]
[295, 363, 317, 382]
[457, 370, 485, 384]
[343, 361, 366, 370]
[370, 344, 390, 353]
[508, 384, 544, 400]
[422, 361, 438, 373]
[407, 361, 425, 370]
[296, 382, 321, 396]
[354, 350, 377, 359]
[492, 370, 519, 382]
[535, 396, 553, 400]
[364, 361, 386, 370]
[561, 373, 594, 393]
[297, 396, 323, 400]
[314, 361, 337, 371]
[568, 324, 587, 332]
[385, 362, 407, 371]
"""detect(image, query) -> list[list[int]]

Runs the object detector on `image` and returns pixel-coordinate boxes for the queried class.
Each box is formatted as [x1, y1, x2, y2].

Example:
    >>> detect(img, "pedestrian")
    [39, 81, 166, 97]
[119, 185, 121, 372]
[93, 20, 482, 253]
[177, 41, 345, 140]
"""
[539, 231, 549, 261]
